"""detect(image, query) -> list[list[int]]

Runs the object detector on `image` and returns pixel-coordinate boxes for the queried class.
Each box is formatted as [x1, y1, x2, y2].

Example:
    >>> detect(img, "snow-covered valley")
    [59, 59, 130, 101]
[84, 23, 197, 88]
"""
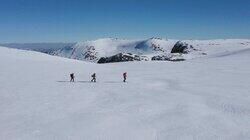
[0, 39, 250, 140]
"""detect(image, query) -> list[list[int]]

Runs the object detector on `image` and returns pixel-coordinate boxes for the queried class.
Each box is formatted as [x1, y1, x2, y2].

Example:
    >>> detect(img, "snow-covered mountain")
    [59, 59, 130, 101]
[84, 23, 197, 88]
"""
[1, 38, 250, 63]
[52, 38, 177, 62]
[52, 38, 250, 63]
[1, 45, 250, 140]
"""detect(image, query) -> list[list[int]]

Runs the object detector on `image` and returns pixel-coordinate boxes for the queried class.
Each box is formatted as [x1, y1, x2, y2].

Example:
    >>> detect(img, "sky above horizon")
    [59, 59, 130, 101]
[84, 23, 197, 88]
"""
[0, 0, 249, 43]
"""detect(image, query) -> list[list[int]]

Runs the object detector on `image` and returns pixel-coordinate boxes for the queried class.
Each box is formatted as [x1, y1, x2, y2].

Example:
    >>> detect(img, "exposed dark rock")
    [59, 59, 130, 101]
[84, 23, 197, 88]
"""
[171, 41, 195, 54]
[97, 53, 148, 64]
[152, 54, 185, 62]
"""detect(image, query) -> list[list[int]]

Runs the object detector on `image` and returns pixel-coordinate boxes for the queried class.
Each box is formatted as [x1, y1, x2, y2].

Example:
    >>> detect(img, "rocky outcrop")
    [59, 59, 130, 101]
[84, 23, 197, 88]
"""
[171, 41, 196, 54]
[152, 53, 185, 62]
[97, 53, 149, 64]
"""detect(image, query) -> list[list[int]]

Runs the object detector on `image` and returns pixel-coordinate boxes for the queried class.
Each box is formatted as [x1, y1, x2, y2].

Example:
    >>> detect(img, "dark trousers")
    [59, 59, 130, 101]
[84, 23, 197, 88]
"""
[91, 78, 96, 82]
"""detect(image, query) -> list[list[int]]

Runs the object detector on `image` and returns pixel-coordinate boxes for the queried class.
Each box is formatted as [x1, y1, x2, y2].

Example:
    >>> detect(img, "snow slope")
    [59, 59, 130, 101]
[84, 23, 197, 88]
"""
[0, 46, 250, 140]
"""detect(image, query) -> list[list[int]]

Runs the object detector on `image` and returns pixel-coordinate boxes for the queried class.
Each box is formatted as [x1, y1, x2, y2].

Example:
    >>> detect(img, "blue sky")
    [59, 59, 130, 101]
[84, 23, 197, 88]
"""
[0, 0, 249, 42]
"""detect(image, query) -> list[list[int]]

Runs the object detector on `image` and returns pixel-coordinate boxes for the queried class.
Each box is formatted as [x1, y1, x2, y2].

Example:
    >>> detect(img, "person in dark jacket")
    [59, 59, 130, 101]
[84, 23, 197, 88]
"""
[91, 73, 96, 82]
[70, 73, 75, 82]
[123, 72, 127, 82]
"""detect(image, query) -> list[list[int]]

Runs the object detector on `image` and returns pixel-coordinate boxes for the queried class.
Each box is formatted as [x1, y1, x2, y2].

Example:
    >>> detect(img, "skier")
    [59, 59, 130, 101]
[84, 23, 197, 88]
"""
[123, 72, 127, 82]
[70, 73, 75, 82]
[91, 73, 96, 82]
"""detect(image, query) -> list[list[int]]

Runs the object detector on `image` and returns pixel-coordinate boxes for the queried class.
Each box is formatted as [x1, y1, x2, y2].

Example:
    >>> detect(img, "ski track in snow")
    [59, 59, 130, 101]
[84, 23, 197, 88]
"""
[0, 44, 250, 140]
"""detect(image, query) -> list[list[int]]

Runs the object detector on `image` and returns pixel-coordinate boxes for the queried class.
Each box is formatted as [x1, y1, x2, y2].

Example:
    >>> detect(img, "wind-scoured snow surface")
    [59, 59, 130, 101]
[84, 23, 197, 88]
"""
[0, 43, 250, 139]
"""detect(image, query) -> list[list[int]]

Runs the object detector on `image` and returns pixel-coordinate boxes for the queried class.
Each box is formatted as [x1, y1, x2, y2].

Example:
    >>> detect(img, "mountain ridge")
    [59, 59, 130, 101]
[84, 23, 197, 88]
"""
[1, 38, 250, 63]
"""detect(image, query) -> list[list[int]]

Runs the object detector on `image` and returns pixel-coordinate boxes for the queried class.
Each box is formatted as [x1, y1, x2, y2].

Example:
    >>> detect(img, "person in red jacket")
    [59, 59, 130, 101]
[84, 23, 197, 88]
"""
[123, 72, 127, 82]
